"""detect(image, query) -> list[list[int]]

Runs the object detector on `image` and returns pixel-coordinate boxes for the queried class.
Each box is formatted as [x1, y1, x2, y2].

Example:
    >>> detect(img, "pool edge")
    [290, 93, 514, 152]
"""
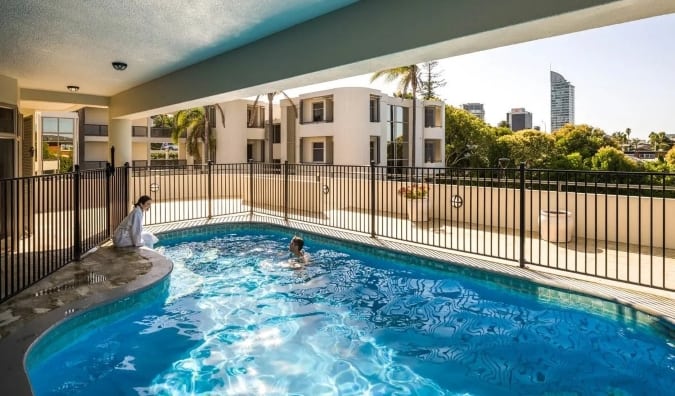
[0, 247, 173, 396]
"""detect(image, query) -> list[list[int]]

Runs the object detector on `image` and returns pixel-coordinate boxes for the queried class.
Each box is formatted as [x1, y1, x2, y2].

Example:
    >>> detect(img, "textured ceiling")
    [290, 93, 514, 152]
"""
[0, 0, 357, 96]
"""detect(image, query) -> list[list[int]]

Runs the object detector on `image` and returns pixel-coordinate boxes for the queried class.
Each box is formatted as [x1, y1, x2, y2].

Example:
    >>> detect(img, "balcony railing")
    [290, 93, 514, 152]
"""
[132, 126, 148, 137]
[1, 162, 673, 303]
[82, 124, 108, 137]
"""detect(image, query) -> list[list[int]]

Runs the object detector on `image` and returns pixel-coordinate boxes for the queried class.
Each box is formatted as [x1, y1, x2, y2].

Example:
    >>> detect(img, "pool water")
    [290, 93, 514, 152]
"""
[28, 228, 674, 395]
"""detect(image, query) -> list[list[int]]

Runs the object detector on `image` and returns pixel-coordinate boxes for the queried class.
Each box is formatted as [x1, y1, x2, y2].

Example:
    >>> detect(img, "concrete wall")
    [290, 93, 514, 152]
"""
[0, 74, 19, 105]
[84, 141, 108, 161]
[84, 107, 108, 125]
[213, 100, 262, 163]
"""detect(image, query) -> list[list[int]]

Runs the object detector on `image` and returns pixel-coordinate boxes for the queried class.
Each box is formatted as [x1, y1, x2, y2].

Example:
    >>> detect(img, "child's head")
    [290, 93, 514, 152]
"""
[289, 236, 304, 255]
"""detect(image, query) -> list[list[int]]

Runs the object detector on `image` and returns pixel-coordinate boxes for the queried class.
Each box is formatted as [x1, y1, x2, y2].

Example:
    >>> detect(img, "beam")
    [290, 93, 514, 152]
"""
[110, 0, 675, 118]
[20, 88, 109, 107]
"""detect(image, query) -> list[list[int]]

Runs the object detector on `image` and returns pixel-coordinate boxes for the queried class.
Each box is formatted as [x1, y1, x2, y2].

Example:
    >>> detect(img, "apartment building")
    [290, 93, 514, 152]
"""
[279, 87, 445, 168]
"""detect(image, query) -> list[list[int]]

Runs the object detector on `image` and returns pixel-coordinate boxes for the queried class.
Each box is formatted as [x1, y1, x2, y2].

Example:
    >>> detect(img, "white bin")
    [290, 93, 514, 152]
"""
[539, 210, 574, 243]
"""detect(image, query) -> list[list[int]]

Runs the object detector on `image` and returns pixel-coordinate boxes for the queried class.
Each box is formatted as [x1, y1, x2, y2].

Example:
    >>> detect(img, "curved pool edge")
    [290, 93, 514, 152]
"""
[0, 245, 173, 396]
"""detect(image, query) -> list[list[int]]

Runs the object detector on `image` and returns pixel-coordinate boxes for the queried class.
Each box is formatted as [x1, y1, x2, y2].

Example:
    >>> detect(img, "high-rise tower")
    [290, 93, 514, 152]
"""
[550, 71, 575, 132]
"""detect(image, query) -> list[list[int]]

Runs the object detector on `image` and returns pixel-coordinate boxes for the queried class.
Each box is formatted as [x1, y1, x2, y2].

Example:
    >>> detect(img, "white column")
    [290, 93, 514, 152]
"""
[108, 118, 132, 166]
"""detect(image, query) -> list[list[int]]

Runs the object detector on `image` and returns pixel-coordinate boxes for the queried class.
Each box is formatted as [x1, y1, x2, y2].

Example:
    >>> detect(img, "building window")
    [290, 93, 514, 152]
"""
[424, 139, 441, 163]
[41, 116, 75, 174]
[424, 106, 441, 127]
[369, 136, 380, 164]
[312, 142, 324, 162]
[312, 102, 324, 122]
[272, 124, 281, 144]
[386, 105, 409, 168]
[247, 105, 264, 128]
[369, 96, 380, 122]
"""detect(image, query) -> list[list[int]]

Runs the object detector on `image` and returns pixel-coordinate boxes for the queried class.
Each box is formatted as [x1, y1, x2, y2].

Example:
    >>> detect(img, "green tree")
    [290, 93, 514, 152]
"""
[552, 124, 616, 161]
[444, 106, 496, 167]
[171, 107, 209, 164]
[151, 114, 174, 128]
[665, 145, 675, 167]
[590, 146, 640, 171]
[648, 131, 671, 154]
[497, 120, 510, 129]
[497, 129, 557, 168]
[419, 61, 446, 100]
[372, 65, 420, 164]
[610, 131, 628, 151]
[169, 105, 225, 164]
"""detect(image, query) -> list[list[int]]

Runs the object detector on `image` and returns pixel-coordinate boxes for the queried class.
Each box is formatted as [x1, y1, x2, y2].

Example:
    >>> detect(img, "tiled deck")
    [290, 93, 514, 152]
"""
[0, 211, 673, 395]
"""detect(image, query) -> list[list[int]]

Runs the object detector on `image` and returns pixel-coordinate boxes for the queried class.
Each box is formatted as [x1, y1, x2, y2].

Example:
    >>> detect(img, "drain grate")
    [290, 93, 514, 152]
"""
[34, 272, 107, 296]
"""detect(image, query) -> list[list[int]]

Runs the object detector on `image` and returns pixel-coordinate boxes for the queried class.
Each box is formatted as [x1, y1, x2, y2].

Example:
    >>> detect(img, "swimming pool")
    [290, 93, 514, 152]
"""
[28, 224, 674, 395]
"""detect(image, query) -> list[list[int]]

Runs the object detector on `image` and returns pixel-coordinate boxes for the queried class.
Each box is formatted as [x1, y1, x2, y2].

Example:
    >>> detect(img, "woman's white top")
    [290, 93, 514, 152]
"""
[113, 206, 145, 247]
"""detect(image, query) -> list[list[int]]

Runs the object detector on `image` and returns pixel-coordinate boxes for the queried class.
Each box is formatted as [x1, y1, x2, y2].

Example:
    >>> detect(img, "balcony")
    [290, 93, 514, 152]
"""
[82, 124, 108, 137]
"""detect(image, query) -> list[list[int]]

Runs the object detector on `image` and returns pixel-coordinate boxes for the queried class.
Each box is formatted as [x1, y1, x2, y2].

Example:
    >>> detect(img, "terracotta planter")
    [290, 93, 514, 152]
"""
[406, 198, 429, 222]
[539, 210, 574, 242]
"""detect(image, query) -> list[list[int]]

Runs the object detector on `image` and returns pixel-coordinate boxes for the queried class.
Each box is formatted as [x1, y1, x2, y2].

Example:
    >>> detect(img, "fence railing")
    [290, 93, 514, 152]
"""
[1, 162, 673, 303]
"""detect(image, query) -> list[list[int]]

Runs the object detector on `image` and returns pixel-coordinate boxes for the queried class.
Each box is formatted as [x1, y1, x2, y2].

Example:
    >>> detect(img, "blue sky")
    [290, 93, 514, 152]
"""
[284, 13, 675, 139]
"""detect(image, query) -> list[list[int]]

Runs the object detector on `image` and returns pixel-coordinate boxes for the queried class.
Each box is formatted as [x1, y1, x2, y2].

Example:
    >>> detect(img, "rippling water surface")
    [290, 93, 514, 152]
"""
[29, 230, 674, 395]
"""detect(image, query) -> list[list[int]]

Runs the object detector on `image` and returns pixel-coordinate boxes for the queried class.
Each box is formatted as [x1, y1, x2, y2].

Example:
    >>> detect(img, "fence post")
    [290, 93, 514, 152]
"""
[123, 162, 130, 210]
[106, 162, 112, 237]
[519, 162, 526, 268]
[207, 160, 213, 219]
[284, 160, 289, 221]
[73, 165, 82, 261]
[370, 160, 376, 238]
[249, 159, 254, 216]
[110, 146, 116, 174]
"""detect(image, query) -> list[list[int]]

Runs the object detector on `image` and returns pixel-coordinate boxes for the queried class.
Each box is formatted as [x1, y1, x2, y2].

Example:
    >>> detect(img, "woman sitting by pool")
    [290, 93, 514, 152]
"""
[113, 195, 158, 248]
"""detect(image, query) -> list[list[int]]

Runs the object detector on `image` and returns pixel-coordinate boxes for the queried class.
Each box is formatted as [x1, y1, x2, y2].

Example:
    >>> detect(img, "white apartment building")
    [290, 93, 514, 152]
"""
[278, 87, 445, 168]
[23, 88, 445, 175]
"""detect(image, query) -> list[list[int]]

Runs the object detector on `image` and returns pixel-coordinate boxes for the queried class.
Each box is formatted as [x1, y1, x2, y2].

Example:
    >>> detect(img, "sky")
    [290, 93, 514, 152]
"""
[281, 13, 675, 139]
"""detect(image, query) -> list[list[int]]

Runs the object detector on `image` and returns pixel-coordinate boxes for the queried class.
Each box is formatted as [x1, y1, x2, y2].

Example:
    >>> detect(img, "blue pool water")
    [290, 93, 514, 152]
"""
[28, 226, 674, 395]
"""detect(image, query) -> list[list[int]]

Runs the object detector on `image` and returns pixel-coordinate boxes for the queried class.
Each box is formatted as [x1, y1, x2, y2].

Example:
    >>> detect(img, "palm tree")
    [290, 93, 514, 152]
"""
[248, 92, 298, 163]
[371, 65, 420, 165]
[648, 131, 671, 154]
[169, 105, 225, 165]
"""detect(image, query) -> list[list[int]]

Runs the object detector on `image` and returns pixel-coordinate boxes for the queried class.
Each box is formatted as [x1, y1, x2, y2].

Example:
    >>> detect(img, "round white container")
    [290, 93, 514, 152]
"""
[539, 210, 574, 243]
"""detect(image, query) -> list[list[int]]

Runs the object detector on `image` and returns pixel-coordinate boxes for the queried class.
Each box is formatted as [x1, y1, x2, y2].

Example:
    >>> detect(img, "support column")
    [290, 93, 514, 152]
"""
[108, 118, 132, 166]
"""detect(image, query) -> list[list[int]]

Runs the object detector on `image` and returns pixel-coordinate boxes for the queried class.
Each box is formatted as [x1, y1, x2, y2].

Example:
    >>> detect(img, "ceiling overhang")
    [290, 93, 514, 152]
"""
[109, 0, 675, 119]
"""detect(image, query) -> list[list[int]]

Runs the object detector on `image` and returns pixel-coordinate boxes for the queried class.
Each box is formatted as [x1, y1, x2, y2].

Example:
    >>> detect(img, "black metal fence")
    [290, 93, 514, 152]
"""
[1, 161, 673, 302]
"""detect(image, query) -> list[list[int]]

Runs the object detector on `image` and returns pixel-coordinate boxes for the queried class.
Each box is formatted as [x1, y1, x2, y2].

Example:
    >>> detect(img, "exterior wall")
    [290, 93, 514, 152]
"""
[0, 74, 19, 105]
[213, 99, 263, 163]
[84, 141, 108, 161]
[84, 107, 108, 125]
[132, 142, 147, 160]
[284, 88, 445, 167]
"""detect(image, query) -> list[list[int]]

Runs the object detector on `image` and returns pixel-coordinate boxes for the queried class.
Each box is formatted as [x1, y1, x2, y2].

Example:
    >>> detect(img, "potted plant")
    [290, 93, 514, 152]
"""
[398, 184, 429, 222]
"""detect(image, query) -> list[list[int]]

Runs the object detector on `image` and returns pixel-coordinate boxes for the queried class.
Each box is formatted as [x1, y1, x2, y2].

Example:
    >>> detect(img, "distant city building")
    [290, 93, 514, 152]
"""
[461, 103, 485, 121]
[550, 70, 575, 132]
[506, 108, 532, 131]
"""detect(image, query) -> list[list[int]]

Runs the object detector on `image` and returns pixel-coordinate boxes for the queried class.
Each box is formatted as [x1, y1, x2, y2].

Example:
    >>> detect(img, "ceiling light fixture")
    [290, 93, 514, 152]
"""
[67, 85, 79, 92]
[112, 61, 128, 71]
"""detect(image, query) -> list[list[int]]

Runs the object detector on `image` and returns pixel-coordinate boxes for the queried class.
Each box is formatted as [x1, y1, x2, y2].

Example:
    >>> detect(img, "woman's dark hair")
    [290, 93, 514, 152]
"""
[292, 236, 304, 250]
[135, 195, 152, 207]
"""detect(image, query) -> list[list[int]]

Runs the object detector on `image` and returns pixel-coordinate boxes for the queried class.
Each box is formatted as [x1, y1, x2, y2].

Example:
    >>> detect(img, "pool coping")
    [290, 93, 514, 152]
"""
[0, 245, 173, 396]
[0, 214, 672, 395]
